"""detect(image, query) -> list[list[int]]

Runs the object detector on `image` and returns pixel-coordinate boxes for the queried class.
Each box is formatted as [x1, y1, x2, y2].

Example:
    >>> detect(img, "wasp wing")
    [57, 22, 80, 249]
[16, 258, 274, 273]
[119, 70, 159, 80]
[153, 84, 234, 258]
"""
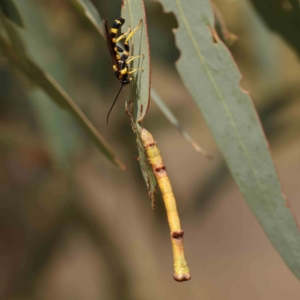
[103, 19, 118, 66]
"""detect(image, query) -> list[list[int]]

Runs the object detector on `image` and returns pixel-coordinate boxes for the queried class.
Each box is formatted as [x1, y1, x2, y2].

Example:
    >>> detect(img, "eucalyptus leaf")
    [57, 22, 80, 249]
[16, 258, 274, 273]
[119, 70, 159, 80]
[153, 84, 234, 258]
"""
[121, 0, 151, 123]
[135, 122, 157, 209]
[158, 0, 300, 279]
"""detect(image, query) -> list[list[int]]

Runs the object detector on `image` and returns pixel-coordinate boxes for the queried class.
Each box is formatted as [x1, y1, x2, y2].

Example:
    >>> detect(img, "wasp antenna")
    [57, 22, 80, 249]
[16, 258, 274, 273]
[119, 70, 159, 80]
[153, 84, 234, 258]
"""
[107, 84, 124, 124]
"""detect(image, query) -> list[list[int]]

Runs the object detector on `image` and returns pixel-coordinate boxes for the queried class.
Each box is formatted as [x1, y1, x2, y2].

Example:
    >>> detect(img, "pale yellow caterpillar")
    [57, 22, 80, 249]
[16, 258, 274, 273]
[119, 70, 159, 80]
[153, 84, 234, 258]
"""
[141, 128, 191, 282]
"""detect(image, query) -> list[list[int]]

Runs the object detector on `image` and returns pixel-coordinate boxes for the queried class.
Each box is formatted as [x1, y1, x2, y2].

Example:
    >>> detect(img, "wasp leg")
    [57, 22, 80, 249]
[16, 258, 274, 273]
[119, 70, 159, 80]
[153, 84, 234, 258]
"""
[128, 68, 144, 75]
[126, 54, 144, 64]
[116, 26, 131, 43]
[124, 19, 142, 56]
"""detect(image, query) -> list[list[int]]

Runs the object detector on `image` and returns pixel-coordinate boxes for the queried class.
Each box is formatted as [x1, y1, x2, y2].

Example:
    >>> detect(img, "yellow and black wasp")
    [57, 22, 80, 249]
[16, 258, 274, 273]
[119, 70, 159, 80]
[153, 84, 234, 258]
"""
[103, 17, 143, 123]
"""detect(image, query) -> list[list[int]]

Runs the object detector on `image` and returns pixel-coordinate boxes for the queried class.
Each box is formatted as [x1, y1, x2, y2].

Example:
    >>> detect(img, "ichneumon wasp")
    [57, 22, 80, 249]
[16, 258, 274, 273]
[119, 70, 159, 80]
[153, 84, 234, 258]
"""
[103, 17, 143, 123]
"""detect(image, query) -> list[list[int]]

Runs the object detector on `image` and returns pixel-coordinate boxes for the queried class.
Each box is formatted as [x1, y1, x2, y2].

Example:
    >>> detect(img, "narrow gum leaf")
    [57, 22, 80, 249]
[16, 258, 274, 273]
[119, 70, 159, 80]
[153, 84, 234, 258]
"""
[157, 0, 300, 279]
[121, 0, 157, 204]
[121, 0, 151, 123]
[135, 122, 157, 209]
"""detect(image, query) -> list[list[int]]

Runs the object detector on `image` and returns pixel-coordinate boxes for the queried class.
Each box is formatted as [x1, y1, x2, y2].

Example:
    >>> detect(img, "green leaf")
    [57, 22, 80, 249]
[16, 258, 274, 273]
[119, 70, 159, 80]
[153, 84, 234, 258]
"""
[0, 35, 125, 170]
[121, 0, 151, 123]
[0, 0, 24, 27]
[121, 0, 158, 206]
[70, 0, 103, 35]
[158, 0, 300, 279]
[125, 100, 157, 209]
[135, 122, 157, 209]
[250, 0, 300, 57]
[151, 88, 212, 159]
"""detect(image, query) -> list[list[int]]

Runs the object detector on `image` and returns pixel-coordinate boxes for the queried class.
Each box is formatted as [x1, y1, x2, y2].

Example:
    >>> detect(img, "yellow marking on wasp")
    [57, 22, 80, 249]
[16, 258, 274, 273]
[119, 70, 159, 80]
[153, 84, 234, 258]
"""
[111, 28, 117, 34]
[141, 128, 191, 282]
[126, 54, 144, 64]
[120, 68, 128, 75]
[116, 20, 122, 25]
[128, 68, 143, 75]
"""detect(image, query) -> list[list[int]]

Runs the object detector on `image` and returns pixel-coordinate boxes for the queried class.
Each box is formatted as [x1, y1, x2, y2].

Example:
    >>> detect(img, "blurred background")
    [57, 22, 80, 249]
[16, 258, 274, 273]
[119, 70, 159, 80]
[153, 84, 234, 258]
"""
[0, 0, 300, 299]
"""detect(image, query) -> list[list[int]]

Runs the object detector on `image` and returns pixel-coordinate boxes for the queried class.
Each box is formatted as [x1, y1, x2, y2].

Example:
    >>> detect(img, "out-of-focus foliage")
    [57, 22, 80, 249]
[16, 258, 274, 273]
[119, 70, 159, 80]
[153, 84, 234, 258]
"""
[0, 0, 24, 27]
[250, 0, 300, 57]
[71, 0, 103, 35]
